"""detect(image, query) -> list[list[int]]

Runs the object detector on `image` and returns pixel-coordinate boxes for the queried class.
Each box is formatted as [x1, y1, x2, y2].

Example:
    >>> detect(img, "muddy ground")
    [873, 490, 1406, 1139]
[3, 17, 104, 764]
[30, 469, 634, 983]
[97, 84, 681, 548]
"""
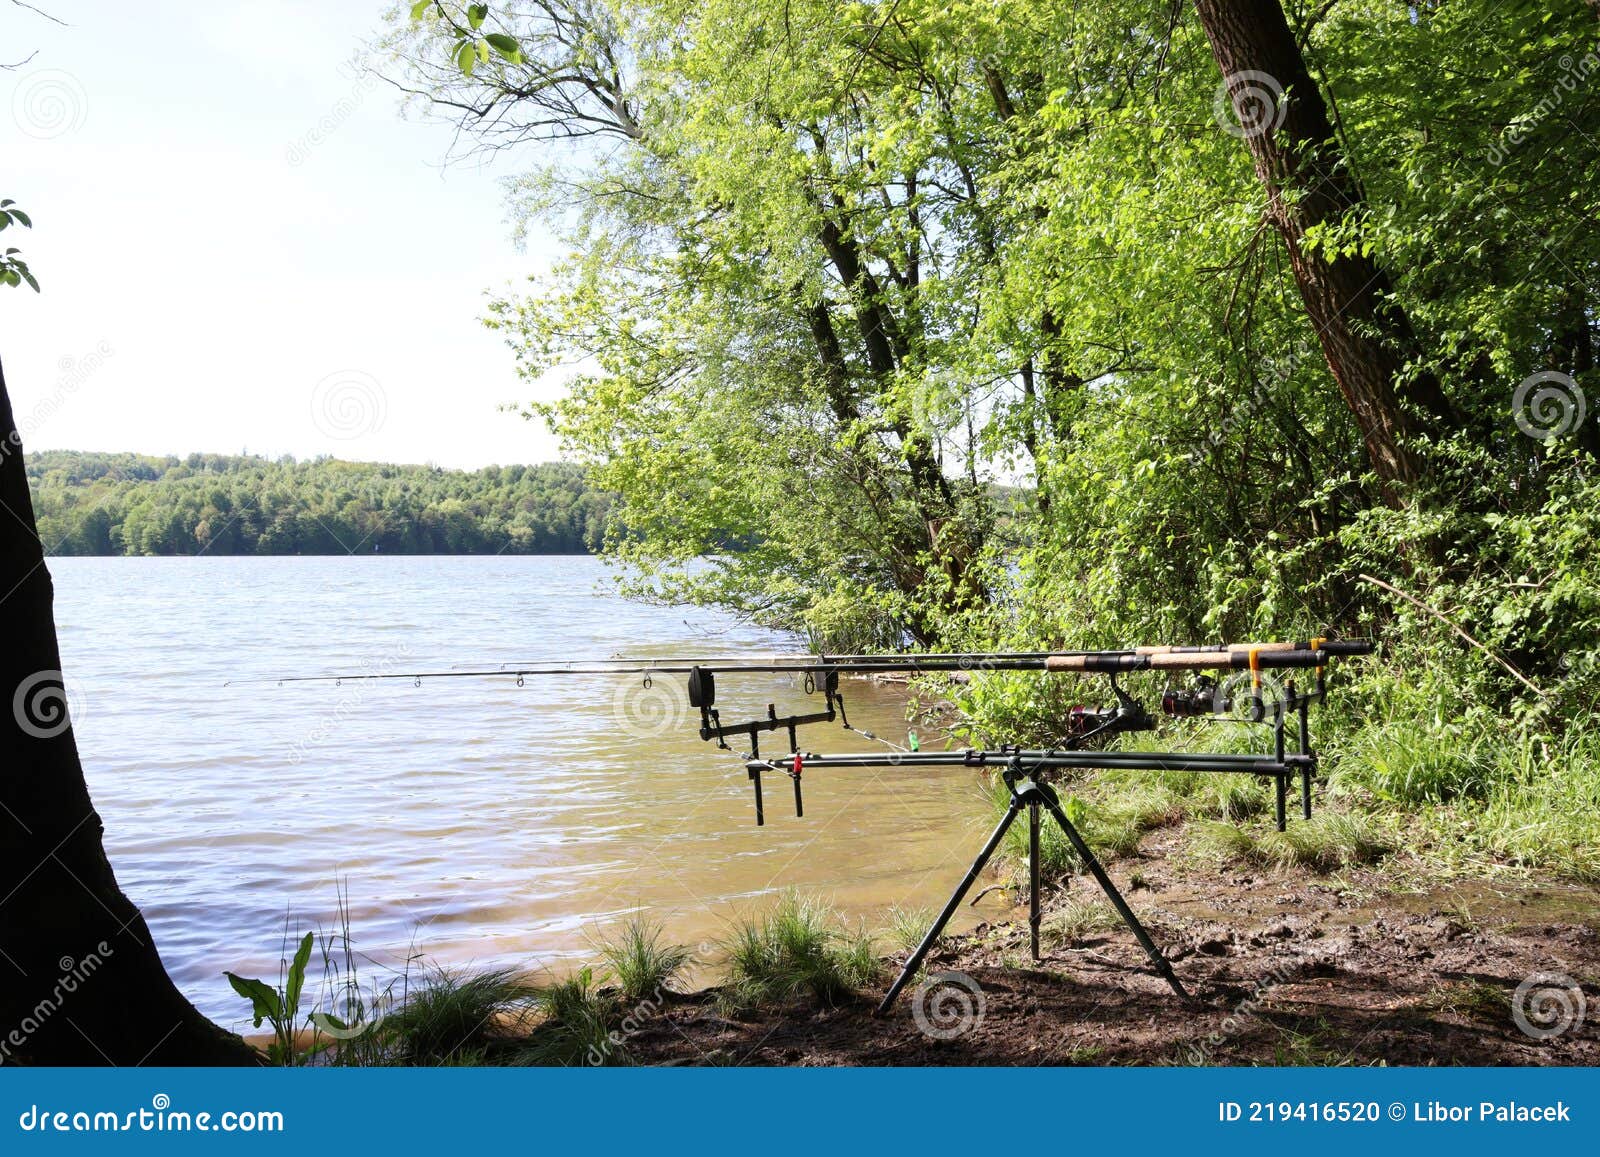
[625, 832, 1600, 1066]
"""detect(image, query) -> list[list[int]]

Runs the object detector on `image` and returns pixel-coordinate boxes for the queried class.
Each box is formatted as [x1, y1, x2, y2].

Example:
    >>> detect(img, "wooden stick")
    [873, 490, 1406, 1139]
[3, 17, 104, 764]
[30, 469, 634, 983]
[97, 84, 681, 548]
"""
[1356, 573, 1546, 698]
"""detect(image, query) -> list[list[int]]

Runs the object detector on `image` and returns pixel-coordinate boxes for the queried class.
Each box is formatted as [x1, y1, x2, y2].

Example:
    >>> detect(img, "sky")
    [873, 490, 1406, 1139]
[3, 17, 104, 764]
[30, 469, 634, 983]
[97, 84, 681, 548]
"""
[1, 0, 571, 469]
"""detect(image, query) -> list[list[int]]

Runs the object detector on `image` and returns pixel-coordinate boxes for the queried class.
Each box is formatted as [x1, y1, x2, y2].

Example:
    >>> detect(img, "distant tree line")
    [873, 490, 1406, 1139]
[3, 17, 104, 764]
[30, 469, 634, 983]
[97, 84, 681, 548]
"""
[27, 451, 610, 555]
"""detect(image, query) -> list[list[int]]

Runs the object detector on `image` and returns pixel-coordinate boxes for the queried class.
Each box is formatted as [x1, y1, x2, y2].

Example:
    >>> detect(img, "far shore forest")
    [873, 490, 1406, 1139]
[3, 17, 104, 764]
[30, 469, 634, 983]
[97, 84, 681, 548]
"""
[26, 451, 611, 555]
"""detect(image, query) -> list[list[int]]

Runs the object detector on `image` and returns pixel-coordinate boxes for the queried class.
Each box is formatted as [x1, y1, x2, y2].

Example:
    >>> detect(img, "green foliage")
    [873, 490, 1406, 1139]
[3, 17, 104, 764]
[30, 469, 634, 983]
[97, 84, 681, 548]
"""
[411, 2, 524, 74]
[0, 199, 39, 292]
[376, 1, 1600, 879]
[595, 913, 692, 1002]
[723, 891, 880, 1008]
[224, 931, 314, 1066]
[26, 450, 609, 556]
[1190, 812, 1393, 874]
[384, 966, 538, 1064]
[520, 967, 631, 1066]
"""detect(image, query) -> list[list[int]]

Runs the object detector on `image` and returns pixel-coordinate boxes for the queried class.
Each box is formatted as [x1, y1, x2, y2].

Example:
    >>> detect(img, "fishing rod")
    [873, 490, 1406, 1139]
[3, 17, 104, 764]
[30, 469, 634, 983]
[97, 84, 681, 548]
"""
[231, 637, 1370, 818]
[230, 638, 1372, 685]
[230, 633, 1374, 1014]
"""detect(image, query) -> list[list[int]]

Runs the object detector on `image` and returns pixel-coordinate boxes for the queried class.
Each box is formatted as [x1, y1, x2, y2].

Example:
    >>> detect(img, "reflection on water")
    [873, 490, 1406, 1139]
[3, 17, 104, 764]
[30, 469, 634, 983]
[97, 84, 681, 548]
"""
[50, 556, 994, 1027]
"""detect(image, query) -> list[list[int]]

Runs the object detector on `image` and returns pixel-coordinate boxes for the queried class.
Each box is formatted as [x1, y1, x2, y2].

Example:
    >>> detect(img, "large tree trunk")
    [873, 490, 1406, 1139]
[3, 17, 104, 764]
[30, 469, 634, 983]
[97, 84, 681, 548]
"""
[1193, 0, 1455, 492]
[0, 356, 255, 1065]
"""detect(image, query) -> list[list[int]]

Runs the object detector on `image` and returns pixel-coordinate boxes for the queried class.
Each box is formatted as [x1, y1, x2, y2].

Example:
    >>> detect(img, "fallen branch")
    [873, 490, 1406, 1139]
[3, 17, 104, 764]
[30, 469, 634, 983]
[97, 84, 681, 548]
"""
[1357, 573, 1546, 699]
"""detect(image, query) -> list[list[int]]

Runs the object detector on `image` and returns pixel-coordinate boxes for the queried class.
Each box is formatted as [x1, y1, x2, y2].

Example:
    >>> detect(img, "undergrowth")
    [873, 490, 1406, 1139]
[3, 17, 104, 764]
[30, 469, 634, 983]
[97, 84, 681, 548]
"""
[968, 681, 1600, 886]
[721, 891, 880, 1009]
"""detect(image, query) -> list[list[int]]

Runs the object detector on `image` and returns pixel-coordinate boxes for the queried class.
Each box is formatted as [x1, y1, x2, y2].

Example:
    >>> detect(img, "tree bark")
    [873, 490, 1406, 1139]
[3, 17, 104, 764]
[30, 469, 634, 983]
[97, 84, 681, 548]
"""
[1193, 0, 1455, 492]
[0, 356, 255, 1065]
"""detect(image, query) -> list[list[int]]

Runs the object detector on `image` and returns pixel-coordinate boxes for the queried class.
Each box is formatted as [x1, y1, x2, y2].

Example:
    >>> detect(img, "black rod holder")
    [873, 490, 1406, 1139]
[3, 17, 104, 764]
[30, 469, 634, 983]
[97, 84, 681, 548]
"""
[875, 771, 1190, 1015]
[756, 750, 1310, 775]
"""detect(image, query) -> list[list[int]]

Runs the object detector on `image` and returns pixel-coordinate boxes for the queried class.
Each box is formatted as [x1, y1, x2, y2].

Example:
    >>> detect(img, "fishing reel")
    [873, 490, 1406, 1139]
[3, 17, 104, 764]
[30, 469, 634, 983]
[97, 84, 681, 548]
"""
[1059, 674, 1156, 746]
[1161, 675, 1224, 718]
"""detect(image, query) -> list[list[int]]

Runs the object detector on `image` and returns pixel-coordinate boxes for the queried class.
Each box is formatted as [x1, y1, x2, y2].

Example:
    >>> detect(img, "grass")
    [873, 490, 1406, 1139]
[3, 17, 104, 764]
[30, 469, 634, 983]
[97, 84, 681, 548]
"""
[1190, 812, 1392, 873]
[1058, 1043, 1105, 1064]
[988, 757, 1284, 885]
[722, 891, 880, 1008]
[597, 912, 693, 1002]
[1043, 896, 1117, 946]
[519, 968, 631, 1067]
[968, 668, 1600, 891]
[992, 773, 1188, 878]
[1421, 980, 1506, 1020]
[1323, 689, 1600, 883]
[1264, 1019, 1367, 1066]
[884, 904, 934, 954]
[1465, 730, 1600, 883]
[384, 966, 538, 1064]
[237, 889, 892, 1065]
[1339, 721, 1498, 804]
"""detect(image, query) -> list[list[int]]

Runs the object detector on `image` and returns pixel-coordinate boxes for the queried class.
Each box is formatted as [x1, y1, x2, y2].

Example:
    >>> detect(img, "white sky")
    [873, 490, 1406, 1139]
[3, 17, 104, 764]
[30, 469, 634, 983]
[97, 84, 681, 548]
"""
[2, 0, 570, 469]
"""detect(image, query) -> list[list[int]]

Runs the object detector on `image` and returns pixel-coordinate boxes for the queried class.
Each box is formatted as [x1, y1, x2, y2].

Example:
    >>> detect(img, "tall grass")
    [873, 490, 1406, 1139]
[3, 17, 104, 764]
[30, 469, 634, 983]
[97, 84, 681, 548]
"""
[384, 966, 538, 1064]
[976, 690, 1600, 888]
[884, 905, 934, 954]
[989, 759, 1274, 882]
[520, 968, 630, 1067]
[1189, 812, 1392, 873]
[723, 891, 880, 1008]
[597, 913, 693, 1002]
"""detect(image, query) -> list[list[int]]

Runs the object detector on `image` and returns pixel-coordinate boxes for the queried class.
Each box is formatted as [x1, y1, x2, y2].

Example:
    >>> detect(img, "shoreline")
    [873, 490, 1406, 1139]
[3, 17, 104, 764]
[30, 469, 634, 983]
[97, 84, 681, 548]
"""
[240, 832, 1600, 1066]
[620, 839, 1600, 1066]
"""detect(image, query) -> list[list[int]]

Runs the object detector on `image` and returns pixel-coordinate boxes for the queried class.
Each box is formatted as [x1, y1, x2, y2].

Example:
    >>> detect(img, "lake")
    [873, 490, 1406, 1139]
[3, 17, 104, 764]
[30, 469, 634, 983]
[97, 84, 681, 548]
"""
[48, 556, 994, 1028]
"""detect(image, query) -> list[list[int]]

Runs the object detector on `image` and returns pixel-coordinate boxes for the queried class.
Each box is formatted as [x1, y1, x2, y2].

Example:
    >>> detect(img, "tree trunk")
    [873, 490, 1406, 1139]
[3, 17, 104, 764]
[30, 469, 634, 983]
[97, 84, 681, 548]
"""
[0, 356, 255, 1065]
[1193, 0, 1455, 492]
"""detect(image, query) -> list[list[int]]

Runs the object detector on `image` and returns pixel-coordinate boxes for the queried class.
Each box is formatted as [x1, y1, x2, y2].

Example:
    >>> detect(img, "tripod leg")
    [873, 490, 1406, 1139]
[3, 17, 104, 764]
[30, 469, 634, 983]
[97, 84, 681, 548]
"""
[876, 797, 1022, 1016]
[1029, 801, 1042, 962]
[1041, 798, 1191, 1002]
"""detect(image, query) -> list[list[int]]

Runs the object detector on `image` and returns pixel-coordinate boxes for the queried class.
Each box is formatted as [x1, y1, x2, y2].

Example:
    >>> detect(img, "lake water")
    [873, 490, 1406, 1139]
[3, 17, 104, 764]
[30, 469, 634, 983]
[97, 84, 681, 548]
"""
[48, 556, 994, 1028]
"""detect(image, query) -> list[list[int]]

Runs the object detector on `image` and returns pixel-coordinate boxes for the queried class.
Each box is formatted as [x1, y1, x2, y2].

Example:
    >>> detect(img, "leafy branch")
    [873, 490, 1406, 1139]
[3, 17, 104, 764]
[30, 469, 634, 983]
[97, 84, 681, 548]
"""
[411, 1, 523, 75]
[0, 200, 39, 292]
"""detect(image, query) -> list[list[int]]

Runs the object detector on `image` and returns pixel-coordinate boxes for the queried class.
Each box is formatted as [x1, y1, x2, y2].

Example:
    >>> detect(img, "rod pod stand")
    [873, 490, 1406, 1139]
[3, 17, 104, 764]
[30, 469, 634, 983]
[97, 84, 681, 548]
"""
[874, 758, 1192, 1016]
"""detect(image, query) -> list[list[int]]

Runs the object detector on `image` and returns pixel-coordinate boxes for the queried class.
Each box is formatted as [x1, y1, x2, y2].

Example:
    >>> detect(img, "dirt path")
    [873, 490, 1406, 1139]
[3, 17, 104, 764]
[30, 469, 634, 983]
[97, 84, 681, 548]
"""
[626, 838, 1600, 1066]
